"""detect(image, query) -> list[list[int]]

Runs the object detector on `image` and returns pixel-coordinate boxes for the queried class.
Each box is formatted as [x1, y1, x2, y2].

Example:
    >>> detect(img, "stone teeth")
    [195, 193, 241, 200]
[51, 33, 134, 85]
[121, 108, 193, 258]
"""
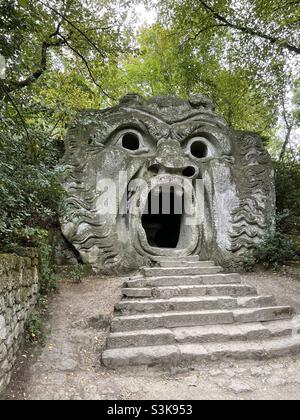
[174, 186, 184, 198]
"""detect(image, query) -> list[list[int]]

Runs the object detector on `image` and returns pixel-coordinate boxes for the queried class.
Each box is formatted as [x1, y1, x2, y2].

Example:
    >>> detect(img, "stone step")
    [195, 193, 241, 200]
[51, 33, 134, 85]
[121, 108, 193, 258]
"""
[107, 320, 294, 349]
[142, 266, 223, 277]
[151, 255, 200, 263]
[123, 284, 257, 299]
[126, 273, 241, 288]
[159, 261, 215, 268]
[102, 336, 300, 367]
[111, 306, 294, 332]
[115, 296, 276, 315]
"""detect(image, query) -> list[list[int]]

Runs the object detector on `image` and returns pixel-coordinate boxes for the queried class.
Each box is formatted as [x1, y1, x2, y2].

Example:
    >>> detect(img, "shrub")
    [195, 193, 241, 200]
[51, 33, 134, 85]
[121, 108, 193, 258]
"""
[69, 265, 85, 283]
[25, 311, 45, 344]
[275, 161, 300, 235]
[241, 256, 256, 272]
[38, 239, 60, 295]
[0, 110, 65, 251]
[255, 231, 297, 268]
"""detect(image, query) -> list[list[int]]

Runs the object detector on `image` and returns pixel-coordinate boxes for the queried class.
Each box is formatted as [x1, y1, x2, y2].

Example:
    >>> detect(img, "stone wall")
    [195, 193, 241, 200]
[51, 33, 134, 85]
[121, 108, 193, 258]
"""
[0, 249, 39, 393]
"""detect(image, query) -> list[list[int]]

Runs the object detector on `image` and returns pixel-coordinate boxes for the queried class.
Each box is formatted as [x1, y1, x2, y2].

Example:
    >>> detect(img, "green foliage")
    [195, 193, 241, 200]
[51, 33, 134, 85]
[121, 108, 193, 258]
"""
[0, 0, 299, 262]
[25, 310, 45, 343]
[69, 264, 85, 283]
[241, 256, 256, 272]
[151, 0, 299, 139]
[38, 296, 49, 313]
[0, 110, 66, 249]
[103, 22, 287, 137]
[275, 161, 300, 234]
[26, 282, 53, 345]
[157, 0, 299, 67]
[110, 1, 299, 160]
[39, 240, 60, 295]
[238, 147, 300, 272]
[0, 0, 132, 250]
[0, 0, 131, 101]
[255, 231, 297, 268]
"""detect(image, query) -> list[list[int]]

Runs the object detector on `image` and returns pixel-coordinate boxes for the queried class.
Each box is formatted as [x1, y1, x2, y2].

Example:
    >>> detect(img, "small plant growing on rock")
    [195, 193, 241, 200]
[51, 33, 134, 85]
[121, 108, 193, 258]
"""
[25, 311, 45, 344]
[70, 265, 85, 283]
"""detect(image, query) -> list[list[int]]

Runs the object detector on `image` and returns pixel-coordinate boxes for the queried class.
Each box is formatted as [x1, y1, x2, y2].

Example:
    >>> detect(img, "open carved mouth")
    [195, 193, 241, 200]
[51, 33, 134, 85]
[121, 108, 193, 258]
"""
[141, 186, 184, 248]
[129, 175, 201, 256]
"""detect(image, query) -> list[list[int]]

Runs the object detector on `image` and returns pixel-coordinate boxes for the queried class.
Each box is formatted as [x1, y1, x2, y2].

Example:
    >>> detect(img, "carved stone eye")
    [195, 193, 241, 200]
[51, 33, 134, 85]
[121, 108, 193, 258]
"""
[121, 132, 140, 151]
[190, 140, 208, 159]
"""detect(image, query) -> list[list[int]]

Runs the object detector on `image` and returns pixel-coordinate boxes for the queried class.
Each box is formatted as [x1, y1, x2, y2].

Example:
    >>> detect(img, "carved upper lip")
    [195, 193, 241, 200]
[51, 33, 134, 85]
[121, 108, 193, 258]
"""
[126, 174, 197, 213]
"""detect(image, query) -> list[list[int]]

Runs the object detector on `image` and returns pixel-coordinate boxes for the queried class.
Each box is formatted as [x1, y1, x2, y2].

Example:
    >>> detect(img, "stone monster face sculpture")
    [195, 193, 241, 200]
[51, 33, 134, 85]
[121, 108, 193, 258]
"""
[60, 93, 275, 273]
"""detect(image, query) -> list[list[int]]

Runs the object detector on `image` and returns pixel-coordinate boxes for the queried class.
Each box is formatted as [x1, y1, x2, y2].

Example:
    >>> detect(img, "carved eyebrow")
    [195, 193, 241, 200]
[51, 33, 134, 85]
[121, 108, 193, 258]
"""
[103, 120, 151, 145]
[120, 108, 221, 141]
[104, 110, 223, 145]
[124, 107, 168, 125]
[170, 120, 226, 143]
[168, 123, 209, 142]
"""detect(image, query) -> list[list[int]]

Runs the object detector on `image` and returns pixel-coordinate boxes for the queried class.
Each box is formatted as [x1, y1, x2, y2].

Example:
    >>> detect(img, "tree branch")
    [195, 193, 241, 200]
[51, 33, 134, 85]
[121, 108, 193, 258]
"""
[271, 1, 300, 15]
[183, 23, 228, 44]
[8, 39, 67, 93]
[279, 97, 295, 161]
[57, 33, 115, 100]
[2, 23, 68, 96]
[37, 0, 107, 58]
[2, 0, 113, 96]
[279, 125, 293, 161]
[0, 80, 30, 143]
[197, 0, 300, 54]
[49, 114, 65, 136]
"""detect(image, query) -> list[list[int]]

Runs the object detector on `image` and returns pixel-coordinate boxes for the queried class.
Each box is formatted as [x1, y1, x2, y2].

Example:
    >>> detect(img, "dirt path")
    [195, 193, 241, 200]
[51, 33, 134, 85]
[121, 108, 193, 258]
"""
[2, 271, 300, 400]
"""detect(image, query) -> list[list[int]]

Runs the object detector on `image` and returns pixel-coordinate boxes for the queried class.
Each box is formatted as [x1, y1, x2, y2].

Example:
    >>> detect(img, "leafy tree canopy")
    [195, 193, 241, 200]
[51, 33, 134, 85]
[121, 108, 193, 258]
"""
[0, 0, 299, 250]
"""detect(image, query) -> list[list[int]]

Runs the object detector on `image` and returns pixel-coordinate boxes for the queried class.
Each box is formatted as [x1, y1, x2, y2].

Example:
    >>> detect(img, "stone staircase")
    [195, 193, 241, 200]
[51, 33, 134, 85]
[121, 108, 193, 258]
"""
[102, 256, 300, 368]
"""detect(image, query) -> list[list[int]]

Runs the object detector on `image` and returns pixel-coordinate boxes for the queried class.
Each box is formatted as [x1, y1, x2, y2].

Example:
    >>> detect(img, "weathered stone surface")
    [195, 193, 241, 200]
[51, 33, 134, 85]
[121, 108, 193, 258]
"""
[126, 273, 241, 288]
[159, 260, 214, 267]
[103, 344, 181, 368]
[123, 284, 257, 299]
[0, 252, 39, 394]
[0, 315, 7, 341]
[142, 266, 223, 277]
[60, 94, 275, 274]
[102, 337, 300, 368]
[107, 328, 175, 348]
[234, 306, 294, 323]
[227, 380, 254, 394]
[107, 322, 280, 349]
[102, 256, 299, 367]
[111, 309, 236, 332]
[116, 295, 275, 315]
[153, 256, 200, 263]
[237, 296, 276, 308]
[111, 306, 294, 334]
[115, 296, 238, 314]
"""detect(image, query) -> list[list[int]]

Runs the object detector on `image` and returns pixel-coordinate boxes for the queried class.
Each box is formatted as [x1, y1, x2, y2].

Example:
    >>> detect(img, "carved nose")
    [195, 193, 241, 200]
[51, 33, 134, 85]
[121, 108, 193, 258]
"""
[150, 139, 199, 178]
[182, 165, 198, 178]
[148, 162, 199, 178]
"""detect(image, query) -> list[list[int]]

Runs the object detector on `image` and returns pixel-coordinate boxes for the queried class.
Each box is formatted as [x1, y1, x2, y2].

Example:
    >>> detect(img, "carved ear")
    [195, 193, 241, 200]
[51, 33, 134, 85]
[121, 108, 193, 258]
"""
[189, 94, 215, 111]
[119, 93, 145, 106]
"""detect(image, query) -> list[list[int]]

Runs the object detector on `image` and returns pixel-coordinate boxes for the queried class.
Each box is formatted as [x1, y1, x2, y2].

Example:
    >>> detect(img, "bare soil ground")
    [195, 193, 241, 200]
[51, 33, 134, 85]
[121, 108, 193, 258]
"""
[2, 271, 300, 400]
